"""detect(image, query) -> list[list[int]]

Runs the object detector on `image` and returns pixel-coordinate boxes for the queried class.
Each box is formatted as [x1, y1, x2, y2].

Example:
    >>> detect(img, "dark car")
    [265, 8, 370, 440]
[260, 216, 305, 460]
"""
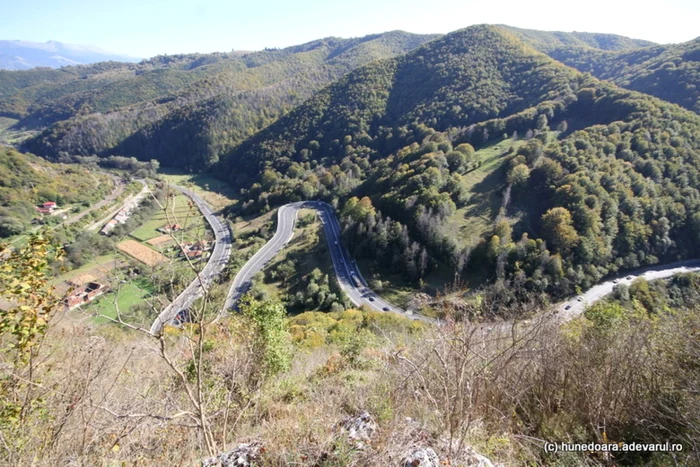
[565, 305, 572, 310]
[368, 297, 375, 302]
[382, 307, 389, 311]
[174, 308, 190, 324]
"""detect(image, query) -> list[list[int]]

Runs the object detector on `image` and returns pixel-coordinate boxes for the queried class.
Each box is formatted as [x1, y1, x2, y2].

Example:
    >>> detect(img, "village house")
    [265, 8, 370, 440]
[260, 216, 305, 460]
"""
[157, 223, 182, 234]
[184, 249, 203, 259]
[100, 218, 119, 235]
[64, 281, 110, 310]
[185, 240, 210, 251]
[35, 202, 58, 215]
[100, 207, 134, 235]
[180, 239, 211, 260]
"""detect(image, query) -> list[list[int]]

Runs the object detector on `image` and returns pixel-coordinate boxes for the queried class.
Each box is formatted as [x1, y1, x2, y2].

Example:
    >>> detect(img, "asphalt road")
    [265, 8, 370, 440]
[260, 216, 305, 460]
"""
[556, 259, 700, 322]
[223, 201, 419, 319]
[159, 193, 699, 332]
[149, 185, 232, 335]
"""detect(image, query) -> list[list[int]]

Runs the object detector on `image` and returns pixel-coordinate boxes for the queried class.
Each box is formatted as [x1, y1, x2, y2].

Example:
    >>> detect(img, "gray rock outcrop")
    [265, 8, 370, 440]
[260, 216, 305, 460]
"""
[401, 447, 440, 467]
[202, 441, 264, 467]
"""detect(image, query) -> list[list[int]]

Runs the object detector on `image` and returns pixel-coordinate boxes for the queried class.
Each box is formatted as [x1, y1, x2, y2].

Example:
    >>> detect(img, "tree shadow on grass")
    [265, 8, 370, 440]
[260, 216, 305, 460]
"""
[462, 166, 505, 225]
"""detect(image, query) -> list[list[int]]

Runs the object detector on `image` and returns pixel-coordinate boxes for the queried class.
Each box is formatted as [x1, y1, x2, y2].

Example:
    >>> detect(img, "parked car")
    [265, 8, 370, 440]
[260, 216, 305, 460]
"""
[382, 307, 390, 311]
[577, 297, 583, 302]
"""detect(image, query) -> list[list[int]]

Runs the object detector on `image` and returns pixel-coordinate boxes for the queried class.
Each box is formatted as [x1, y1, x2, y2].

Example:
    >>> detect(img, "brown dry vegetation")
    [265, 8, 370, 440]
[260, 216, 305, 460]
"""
[3, 224, 698, 466]
[147, 234, 175, 246]
[1, 298, 698, 466]
[117, 239, 168, 267]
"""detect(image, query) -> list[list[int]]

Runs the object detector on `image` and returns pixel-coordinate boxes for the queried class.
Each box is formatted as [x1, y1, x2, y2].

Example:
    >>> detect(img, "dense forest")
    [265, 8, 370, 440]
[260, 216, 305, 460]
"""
[4, 32, 438, 169]
[8, 26, 697, 173]
[504, 26, 700, 113]
[3, 24, 700, 298]
[219, 25, 700, 298]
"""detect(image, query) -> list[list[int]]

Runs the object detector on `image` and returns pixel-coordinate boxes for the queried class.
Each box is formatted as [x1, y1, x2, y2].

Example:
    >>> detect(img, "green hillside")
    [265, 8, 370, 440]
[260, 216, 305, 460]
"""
[504, 27, 700, 113]
[223, 25, 579, 177]
[548, 39, 700, 113]
[220, 25, 700, 298]
[13, 32, 439, 169]
[0, 147, 113, 237]
[498, 25, 656, 52]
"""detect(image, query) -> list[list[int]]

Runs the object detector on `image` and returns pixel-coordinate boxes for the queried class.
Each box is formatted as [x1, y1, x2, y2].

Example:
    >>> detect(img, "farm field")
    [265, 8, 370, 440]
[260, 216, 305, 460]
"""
[51, 254, 125, 295]
[130, 191, 208, 242]
[117, 240, 168, 267]
[147, 234, 174, 247]
[84, 278, 155, 324]
[160, 170, 238, 210]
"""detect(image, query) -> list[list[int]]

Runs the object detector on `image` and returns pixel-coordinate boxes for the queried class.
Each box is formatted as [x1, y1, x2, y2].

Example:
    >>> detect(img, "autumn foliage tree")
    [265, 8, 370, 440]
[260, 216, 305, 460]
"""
[0, 234, 63, 455]
[540, 207, 579, 255]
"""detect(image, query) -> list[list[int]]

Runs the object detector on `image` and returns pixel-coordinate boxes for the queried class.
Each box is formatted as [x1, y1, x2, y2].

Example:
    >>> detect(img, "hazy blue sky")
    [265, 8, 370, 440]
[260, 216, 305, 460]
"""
[5, 0, 699, 58]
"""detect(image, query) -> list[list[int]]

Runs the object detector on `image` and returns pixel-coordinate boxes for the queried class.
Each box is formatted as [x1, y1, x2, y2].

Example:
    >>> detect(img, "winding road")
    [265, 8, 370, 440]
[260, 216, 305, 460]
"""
[556, 259, 700, 322]
[223, 201, 411, 318]
[148, 190, 700, 333]
[223, 201, 700, 325]
[149, 185, 232, 335]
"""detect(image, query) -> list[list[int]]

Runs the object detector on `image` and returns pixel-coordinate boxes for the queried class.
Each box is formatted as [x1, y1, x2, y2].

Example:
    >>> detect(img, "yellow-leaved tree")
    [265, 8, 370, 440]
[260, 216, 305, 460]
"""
[0, 234, 62, 454]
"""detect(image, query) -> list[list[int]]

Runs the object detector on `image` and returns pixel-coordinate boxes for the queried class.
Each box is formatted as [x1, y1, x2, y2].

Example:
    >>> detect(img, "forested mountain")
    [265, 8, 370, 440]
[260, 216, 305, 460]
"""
[505, 26, 700, 113]
[498, 26, 655, 52]
[220, 24, 700, 298]
[0, 40, 139, 71]
[6, 32, 439, 169]
[549, 39, 700, 113]
[5, 25, 699, 298]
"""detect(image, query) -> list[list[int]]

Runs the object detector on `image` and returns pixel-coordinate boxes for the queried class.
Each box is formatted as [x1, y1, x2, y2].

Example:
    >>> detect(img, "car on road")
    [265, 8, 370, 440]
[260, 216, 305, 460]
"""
[369, 297, 375, 302]
[174, 309, 190, 324]
[565, 305, 572, 310]
[576, 296, 583, 302]
[613, 279, 619, 284]
[626, 275, 633, 280]
[382, 307, 389, 311]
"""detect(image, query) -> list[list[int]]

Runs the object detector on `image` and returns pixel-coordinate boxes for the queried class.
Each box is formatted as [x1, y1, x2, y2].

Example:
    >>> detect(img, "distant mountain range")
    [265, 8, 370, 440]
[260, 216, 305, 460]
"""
[0, 40, 140, 70]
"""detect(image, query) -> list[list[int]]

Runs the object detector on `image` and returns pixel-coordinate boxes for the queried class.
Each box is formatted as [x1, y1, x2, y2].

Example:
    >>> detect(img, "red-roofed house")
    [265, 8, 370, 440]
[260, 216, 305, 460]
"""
[64, 282, 110, 310]
[157, 223, 182, 234]
[36, 201, 57, 215]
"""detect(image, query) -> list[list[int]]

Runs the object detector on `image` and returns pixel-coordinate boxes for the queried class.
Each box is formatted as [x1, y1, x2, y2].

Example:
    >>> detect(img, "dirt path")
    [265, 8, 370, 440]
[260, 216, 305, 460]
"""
[86, 179, 149, 232]
[62, 173, 126, 227]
